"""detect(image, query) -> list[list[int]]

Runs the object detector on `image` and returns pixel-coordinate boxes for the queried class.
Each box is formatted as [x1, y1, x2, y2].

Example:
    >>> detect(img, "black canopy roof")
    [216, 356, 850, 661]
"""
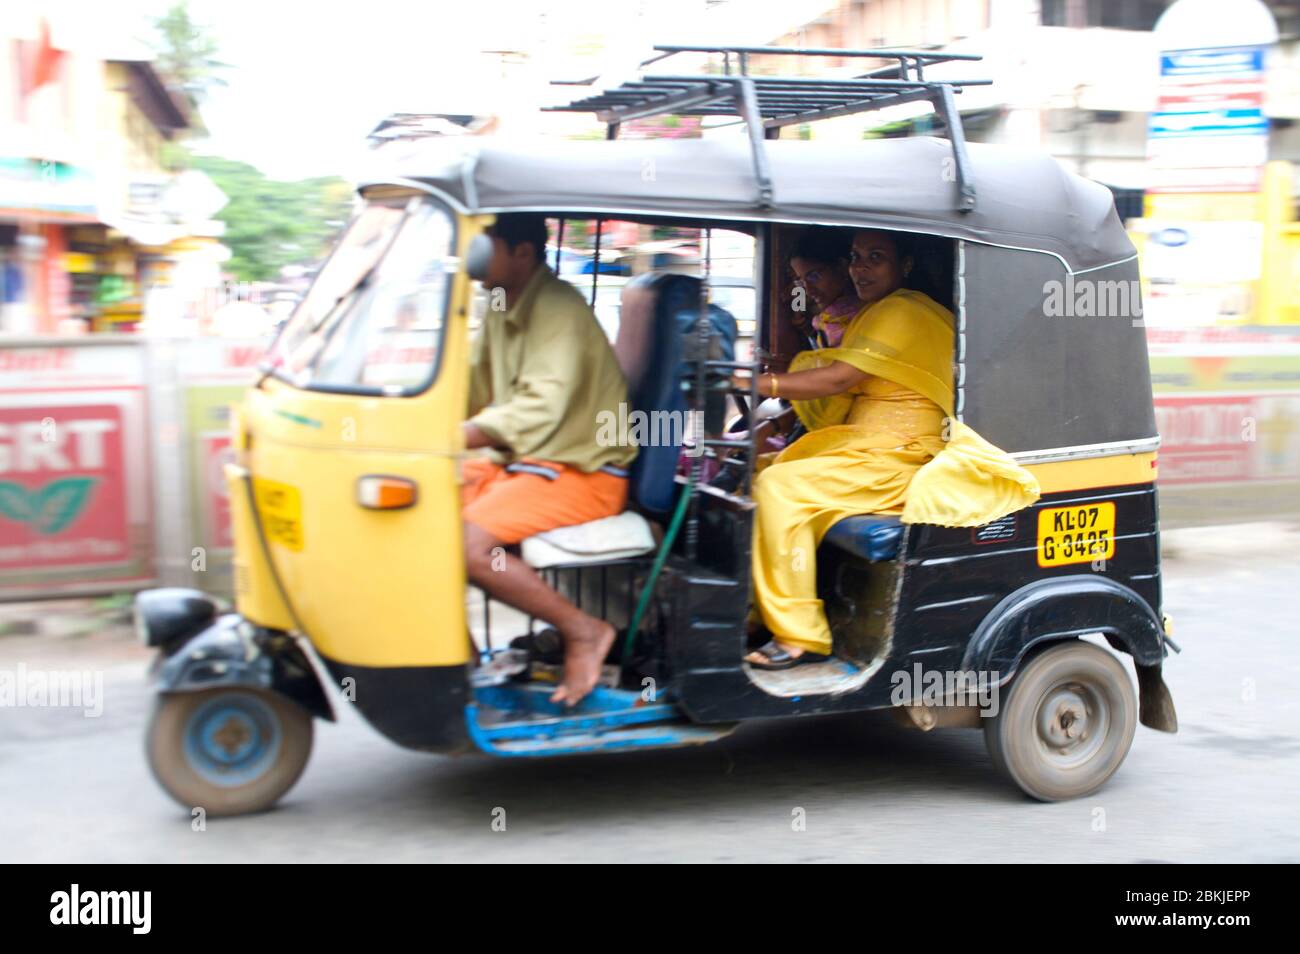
[364, 135, 1135, 273]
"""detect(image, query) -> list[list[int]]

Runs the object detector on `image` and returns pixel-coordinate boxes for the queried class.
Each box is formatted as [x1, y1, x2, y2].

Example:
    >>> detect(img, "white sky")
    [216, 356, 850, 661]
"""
[32, 0, 840, 182]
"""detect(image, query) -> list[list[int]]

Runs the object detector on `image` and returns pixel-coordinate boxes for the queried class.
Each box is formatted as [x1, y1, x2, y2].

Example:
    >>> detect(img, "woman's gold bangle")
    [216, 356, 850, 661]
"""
[768, 372, 779, 398]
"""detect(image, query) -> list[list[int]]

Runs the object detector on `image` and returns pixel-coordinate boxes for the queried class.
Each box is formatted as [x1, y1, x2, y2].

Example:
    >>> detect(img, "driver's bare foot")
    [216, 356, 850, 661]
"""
[550, 618, 617, 707]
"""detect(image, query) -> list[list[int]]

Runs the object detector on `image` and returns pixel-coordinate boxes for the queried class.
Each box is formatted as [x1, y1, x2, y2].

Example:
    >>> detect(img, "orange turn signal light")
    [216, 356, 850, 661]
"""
[357, 475, 418, 510]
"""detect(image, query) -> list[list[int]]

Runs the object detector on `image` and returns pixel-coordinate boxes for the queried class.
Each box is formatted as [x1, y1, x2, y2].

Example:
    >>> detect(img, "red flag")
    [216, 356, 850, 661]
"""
[24, 19, 65, 97]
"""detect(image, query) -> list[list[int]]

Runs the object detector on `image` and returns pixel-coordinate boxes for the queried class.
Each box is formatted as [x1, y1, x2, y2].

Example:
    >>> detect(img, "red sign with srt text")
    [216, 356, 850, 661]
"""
[0, 404, 131, 569]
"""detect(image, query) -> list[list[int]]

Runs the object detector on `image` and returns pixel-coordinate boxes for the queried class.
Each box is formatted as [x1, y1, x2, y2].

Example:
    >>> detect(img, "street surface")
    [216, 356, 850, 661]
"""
[2, 524, 1298, 863]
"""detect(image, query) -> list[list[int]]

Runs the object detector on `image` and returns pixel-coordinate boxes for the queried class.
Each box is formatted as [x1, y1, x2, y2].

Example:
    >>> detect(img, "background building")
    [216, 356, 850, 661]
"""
[0, 14, 227, 335]
[756, 1, 1298, 197]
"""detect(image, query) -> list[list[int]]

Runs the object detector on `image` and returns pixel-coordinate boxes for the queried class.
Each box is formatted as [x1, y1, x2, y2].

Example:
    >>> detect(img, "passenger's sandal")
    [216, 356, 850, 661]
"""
[746, 639, 830, 671]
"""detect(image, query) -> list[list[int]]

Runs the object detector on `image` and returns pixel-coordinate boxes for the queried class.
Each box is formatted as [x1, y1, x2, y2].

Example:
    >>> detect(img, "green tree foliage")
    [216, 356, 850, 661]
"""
[149, 3, 352, 282]
[152, 1, 229, 106]
[191, 156, 354, 282]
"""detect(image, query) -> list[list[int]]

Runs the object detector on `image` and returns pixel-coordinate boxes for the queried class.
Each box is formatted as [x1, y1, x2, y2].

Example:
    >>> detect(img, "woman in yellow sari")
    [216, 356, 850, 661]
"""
[745, 230, 1041, 669]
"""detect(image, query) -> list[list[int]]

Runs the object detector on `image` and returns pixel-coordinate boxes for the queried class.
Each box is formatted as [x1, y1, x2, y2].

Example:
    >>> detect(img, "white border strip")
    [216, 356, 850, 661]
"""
[955, 238, 967, 422]
[1011, 436, 1162, 466]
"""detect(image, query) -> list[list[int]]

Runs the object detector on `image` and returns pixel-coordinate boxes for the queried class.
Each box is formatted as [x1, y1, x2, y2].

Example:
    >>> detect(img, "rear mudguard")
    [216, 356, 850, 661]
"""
[963, 575, 1177, 733]
[154, 613, 335, 722]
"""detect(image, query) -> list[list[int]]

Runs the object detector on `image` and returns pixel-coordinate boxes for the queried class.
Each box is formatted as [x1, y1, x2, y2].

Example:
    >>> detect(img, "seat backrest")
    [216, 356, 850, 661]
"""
[616, 273, 737, 513]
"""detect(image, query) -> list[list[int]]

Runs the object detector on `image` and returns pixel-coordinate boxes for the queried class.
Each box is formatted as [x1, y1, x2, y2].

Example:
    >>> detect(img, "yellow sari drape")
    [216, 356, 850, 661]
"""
[751, 289, 1040, 654]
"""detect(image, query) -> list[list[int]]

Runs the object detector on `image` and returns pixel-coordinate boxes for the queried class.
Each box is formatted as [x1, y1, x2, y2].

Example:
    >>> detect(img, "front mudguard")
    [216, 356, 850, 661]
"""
[153, 613, 335, 722]
[963, 575, 1177, 733]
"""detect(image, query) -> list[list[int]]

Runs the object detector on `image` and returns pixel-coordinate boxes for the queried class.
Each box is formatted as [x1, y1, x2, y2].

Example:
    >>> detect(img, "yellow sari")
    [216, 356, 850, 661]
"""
[751, 288, 1040, 655]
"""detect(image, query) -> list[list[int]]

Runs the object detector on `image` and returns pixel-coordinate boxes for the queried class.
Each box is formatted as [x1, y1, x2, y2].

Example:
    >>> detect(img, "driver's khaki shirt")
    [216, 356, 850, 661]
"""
[468, 266, 636, 472]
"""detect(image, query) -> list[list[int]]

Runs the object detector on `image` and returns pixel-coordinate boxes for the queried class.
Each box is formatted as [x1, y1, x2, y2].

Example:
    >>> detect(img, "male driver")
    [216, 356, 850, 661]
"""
[463, 213, 635, 706]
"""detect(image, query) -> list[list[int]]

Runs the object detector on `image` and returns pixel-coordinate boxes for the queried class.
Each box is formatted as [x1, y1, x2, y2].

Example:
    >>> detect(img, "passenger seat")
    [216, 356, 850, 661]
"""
[518, 273, 737, 568]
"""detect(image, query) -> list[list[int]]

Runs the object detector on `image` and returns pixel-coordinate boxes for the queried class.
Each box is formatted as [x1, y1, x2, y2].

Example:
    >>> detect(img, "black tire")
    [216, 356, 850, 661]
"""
[984, 640, 1137, 801]
[146, 687, 313, 817]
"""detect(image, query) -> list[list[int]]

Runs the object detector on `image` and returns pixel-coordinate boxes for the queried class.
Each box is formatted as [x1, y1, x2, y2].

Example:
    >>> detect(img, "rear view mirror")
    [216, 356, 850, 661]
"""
[465, 233, 493, 281]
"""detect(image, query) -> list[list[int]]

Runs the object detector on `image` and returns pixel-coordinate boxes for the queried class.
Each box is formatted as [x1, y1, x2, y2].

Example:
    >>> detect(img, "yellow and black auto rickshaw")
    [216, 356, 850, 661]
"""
[136, 46, 1177, 815]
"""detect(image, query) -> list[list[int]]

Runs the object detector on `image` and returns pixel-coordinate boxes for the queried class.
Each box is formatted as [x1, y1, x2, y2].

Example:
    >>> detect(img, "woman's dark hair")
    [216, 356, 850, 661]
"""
[885, 230, 917, 264]
[489, 213, 550, 261]
[887, 230, 954, 309]
[788, 226, 853, 268]
[855, 229, 916, 264]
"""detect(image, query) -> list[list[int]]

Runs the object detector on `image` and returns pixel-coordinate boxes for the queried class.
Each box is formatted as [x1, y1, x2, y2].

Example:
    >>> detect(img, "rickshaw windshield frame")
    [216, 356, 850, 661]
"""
[263, 194, 458, 398]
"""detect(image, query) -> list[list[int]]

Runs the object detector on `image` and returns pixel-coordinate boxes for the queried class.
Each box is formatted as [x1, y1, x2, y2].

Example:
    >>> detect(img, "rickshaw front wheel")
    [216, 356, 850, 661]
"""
[147, 687, 314, 817]
[983, 640, 1137, 802]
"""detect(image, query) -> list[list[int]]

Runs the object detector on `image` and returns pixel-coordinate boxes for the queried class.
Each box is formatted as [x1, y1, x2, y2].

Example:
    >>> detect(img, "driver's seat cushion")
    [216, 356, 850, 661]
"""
[822, 514, 905, 562]
[521, 511, 656, 569]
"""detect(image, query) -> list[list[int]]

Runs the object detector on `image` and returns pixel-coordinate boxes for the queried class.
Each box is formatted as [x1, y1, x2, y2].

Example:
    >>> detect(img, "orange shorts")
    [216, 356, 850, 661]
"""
[461, 457, 629, 544]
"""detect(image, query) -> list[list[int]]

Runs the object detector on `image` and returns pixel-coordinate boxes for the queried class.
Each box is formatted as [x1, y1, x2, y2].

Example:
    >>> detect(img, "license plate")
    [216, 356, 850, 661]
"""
[253, 479, 303, 551]
[1036, 502, 1115, 568]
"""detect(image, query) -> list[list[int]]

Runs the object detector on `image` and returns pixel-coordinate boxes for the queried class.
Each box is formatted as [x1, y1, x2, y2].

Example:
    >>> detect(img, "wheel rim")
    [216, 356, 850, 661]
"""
[1033, 680, 1109, 770]
[182, 692, 283, 788]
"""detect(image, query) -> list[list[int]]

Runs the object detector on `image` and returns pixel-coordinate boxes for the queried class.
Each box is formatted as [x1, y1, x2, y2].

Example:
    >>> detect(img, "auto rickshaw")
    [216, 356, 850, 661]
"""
[136, 45, 1178, 816]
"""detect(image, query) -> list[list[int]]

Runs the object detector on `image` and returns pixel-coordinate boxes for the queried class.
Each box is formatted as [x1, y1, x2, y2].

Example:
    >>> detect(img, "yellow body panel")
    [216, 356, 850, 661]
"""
[226, 463, 295, 632]
[1024, 452, 1158, 494]
[228, 210, 488, 669]
[246, 436, 468, 666]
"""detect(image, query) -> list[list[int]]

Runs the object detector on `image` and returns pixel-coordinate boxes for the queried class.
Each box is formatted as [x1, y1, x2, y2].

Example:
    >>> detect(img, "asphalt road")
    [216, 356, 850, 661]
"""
[2, 524, 1298, 863]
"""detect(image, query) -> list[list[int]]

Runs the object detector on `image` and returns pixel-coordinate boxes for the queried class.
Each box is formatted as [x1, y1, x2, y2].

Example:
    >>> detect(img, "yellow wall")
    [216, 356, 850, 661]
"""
[1262, 161, 1300, 326]
[102, 62, 169, 178]
[1136, 161, 1300, 326]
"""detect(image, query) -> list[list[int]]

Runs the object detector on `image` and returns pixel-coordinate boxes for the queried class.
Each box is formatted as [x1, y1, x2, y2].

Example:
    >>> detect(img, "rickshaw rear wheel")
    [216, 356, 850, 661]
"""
[146, 687, 314, 817]
[983, 640, 1137, 802]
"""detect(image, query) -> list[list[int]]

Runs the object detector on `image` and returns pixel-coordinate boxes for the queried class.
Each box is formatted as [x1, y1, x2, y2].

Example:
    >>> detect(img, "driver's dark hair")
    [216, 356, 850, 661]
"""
[489, 213, 549, 261]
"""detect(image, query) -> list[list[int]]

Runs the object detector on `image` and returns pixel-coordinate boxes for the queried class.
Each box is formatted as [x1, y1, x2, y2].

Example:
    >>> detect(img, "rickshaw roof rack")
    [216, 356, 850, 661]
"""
[637, 43, 984, 80]
[546, 44, 989, 212]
